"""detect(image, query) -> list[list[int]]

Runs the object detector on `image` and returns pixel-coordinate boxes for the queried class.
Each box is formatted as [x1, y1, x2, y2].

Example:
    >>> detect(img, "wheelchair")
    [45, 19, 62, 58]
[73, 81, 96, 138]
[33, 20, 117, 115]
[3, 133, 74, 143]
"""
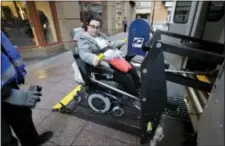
[70, 27, 141, 116]
[72, 54, 141, 117]
[70, 28, 164, 117]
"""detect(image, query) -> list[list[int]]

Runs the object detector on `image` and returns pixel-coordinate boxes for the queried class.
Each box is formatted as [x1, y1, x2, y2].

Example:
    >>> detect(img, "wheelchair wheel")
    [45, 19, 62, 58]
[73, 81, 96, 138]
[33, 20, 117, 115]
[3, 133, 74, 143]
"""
[88, 93, 111, 114]
[74, 95, 82, 104]
[112, 106, 125, 117]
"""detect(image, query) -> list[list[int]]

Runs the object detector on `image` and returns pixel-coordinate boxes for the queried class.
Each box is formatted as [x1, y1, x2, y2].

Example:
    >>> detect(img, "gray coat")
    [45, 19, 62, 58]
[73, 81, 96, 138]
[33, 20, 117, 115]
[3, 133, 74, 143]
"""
[73, 31, 124, 67]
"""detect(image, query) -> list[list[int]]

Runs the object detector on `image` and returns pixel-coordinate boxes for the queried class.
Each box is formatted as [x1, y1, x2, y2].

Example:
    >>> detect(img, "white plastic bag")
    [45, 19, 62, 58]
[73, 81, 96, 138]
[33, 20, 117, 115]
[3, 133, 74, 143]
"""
[103, 49, 124, 61]
[103, 49, 115, 60]
[115, 49, 125, 58]
[72, 61, 85, 85]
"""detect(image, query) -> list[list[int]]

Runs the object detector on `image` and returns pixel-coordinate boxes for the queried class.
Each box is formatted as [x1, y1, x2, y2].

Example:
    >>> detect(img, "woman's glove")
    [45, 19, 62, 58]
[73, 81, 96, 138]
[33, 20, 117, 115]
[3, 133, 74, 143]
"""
[92, 53, 104, 67]
[4, 88, 42, 108]
[122, 38, 127, 44]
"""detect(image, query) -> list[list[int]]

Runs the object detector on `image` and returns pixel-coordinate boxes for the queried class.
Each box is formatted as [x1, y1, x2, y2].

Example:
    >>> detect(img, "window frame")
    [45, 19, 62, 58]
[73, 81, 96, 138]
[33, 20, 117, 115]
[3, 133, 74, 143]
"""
[27, 1, 61, 48]
[1, 1, 62, 50]
[206, 1, 225, 22]
[173, 1, 192, 24]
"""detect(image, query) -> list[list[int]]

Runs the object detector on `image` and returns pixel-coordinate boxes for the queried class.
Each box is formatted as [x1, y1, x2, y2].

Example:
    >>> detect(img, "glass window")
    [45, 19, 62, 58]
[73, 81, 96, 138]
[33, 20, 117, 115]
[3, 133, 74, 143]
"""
[83, 3, 91, 11]
[1, 1, 37, 47]
[174, 1, 192, 24]
[35, 2, 57, 44]
[91, 4, 103, 18]
[116, 11, 122, 29]
[116, 2, 122, 9]
[79, 2, 91, 23]
[79, 2, 105, 23]
[207, 2, 225, 22]
[115, 2, 122, 29]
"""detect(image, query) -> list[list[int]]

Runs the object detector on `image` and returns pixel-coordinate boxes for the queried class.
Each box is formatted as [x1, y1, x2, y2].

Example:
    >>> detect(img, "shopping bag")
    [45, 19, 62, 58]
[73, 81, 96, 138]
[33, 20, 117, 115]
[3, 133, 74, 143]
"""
[103, 49, 125, 61]
[109, 58, 132, 73]
[72, 61, 85, 85]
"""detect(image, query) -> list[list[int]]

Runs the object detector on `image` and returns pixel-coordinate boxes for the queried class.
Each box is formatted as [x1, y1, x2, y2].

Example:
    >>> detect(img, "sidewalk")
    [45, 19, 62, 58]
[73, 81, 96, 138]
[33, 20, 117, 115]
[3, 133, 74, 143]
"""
[21, 32, 140, 146]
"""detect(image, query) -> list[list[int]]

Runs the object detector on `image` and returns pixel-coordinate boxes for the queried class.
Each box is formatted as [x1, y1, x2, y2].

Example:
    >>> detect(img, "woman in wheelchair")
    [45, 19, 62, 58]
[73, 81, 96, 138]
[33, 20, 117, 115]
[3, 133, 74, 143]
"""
[76, 12, 141, 98]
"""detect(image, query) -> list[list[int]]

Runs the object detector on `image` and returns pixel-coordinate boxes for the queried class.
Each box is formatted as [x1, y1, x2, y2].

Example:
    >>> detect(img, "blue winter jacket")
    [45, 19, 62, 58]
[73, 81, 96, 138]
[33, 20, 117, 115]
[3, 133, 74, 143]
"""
[1, 32, 27, 88]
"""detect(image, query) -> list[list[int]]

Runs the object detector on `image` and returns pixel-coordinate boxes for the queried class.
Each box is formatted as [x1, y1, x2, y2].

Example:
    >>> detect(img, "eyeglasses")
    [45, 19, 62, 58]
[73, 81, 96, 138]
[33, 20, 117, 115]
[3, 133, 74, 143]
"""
[89, 24, 100, 30]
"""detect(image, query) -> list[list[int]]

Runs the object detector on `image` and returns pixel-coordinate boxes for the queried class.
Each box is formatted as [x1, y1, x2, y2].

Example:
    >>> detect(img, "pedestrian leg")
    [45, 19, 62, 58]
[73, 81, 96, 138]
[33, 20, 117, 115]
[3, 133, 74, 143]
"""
[2, 102, 40, 146]
[2, 117, 18, 146]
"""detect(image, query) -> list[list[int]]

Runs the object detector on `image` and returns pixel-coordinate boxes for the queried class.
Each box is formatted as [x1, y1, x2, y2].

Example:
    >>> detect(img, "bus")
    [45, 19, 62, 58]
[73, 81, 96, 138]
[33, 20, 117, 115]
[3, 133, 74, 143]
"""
[165, 1, 224, 146]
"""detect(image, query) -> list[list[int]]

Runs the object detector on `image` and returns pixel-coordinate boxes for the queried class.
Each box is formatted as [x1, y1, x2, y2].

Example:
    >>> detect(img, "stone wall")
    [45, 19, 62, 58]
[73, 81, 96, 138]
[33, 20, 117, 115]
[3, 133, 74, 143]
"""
[122, 2, 136, 31]
[55, 1, 136, 40]
[55, 1, 81, 50]
[103, 1, 136, 35]
[102, 2, 117, 35]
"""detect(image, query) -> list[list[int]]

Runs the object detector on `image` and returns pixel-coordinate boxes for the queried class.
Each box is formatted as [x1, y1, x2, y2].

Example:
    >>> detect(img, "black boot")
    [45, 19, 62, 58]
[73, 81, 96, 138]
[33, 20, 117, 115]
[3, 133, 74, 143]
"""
[34, 131, 53, 146]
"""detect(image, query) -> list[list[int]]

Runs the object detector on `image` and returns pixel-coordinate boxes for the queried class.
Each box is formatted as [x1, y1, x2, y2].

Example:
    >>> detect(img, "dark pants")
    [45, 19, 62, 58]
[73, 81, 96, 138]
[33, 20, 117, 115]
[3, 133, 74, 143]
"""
[113, 66, 140, 96]
[2, 103, 40, 146]
[2, 117, 18, 146]
[124, 24, 127, 32]
[2, 83, 40, 146]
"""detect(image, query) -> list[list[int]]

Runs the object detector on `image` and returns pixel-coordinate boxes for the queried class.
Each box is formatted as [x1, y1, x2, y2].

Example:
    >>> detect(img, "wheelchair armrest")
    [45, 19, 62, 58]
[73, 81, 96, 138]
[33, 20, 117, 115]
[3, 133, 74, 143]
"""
[90, 66, 114, 80]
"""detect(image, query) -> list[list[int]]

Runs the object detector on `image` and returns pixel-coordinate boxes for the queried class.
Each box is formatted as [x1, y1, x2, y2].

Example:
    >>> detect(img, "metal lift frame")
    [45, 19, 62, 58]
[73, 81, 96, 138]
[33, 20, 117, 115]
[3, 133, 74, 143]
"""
[140, 30, 224, 144]
[147, 30, 224, 93]
[53, 30, 224, 145]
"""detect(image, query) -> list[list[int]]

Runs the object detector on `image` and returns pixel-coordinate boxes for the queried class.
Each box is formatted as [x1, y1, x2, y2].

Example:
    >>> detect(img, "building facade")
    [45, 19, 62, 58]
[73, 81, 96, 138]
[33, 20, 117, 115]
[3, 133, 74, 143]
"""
[136, 2, 152, 22]
[1, 1, 135, 59]
[150, 1, 173, 25]
[164, 1, 173, 23]
[135, 1, 173, 27]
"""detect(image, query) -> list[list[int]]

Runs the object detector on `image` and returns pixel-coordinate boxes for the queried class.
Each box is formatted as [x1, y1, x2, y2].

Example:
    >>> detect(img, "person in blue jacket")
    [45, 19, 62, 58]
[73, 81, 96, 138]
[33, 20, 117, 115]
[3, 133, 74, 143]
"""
[1, 32, 53, 146]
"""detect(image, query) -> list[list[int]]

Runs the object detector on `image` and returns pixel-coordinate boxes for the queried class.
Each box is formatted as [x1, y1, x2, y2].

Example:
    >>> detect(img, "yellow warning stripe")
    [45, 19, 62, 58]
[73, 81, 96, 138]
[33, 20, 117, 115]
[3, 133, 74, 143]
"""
[196, 75, 210, 83]
[147, 122, 152, 132]
[52, 85, 82, 111]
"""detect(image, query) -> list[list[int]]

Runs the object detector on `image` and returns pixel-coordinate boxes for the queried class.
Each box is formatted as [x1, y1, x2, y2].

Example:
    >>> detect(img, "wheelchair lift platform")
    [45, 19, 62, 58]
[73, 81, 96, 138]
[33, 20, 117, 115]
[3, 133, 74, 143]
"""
[61, 94, 141, 136]
[52, 30, 224, 145]
[52, 87, 194, 146]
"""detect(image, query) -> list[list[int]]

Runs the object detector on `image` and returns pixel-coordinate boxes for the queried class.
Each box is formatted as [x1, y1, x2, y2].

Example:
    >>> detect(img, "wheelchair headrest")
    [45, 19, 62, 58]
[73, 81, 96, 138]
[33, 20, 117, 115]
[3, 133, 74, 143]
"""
[71, 27, 85, 41]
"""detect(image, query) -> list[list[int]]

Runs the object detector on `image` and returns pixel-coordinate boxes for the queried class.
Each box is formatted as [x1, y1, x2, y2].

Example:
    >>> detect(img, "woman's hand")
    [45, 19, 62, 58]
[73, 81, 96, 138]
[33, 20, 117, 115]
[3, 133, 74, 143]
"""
[97, 53, 104, 61]
[122, 38, 127, 44]
[92, 57, 100, 67]
[92, 53, 104, 67]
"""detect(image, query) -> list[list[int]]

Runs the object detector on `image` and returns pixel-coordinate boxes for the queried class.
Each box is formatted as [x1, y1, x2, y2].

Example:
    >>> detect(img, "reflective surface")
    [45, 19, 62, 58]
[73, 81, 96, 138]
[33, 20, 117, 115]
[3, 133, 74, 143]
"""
[35, 1, 57, 44]
[1, 1, 37, 47]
